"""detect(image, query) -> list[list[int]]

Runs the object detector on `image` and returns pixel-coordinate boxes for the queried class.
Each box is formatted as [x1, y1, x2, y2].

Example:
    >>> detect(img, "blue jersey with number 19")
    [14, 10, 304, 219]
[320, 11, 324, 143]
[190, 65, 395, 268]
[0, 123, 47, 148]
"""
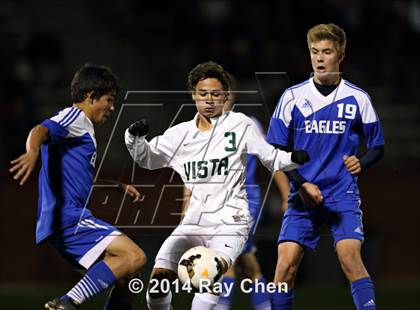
[36, 107, 96, 244]
[267, 77, 384, 204]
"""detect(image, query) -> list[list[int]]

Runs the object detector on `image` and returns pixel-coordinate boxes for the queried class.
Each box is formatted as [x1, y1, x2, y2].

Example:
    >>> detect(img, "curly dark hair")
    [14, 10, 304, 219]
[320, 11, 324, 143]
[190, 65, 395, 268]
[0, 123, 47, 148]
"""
[70, 64, 120, 102]
[187, 61, 231, 91]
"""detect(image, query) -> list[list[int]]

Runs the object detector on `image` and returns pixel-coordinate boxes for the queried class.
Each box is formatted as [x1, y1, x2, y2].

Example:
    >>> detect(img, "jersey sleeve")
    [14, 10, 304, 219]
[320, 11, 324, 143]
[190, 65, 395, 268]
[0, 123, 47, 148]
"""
[41, 107, 81, 142]
[267, 89, 293, 147]
[359, 95, 385, 148]
[125, 127, 178, 170]
[245, 118, 299, 172]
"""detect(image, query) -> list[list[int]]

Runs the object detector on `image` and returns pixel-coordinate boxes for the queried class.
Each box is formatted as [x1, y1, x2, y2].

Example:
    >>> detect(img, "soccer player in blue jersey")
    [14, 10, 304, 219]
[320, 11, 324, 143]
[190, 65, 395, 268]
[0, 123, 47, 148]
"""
[10, 65, 147, 310]
[267, 24, 384, 310]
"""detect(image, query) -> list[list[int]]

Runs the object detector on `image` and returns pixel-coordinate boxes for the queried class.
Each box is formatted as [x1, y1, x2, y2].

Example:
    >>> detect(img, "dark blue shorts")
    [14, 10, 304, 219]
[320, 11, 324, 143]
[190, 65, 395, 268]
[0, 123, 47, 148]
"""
[278, 198, 364, 250]
[50, 216, 122, 269]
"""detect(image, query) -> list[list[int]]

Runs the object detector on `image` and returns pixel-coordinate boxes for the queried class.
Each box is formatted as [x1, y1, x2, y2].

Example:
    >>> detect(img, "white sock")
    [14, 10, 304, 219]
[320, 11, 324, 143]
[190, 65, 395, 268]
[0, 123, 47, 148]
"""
[146, 291, 172, 310]
[191, 292, 219, 310]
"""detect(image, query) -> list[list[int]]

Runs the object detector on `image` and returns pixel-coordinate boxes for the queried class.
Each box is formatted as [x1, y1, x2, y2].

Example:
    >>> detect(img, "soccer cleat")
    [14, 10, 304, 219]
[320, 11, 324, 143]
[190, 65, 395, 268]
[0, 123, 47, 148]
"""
[44, 298, 79, 310]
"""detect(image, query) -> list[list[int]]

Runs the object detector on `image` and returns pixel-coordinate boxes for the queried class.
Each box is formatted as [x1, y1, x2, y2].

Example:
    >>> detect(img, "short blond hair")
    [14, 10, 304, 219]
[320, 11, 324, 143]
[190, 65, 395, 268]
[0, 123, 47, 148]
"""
[307, 23, 346, 59]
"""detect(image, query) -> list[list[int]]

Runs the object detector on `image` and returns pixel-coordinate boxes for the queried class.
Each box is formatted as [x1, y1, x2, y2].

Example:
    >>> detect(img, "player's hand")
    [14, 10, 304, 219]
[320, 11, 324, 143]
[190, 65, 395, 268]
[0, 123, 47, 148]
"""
[291, 150, 310, 165]
[9, 149, 39, 186]
[128, 119, 149, 137]
[120, 183, 144, 202]
[298, 182, 323, 207]
[343, 155, 361, 175]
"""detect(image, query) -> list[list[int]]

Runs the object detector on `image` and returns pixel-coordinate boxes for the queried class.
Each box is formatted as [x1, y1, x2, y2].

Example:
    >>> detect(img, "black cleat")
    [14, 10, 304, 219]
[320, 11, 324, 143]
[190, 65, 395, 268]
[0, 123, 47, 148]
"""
[44, 298, 79, 310]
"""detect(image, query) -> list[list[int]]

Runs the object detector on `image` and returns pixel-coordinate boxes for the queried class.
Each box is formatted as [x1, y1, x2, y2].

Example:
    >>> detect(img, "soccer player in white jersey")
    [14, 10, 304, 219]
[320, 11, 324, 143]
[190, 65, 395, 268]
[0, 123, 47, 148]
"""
[267, 24, 385, 310]
[125, 61, 310, 310]
[10, 65, 147, 310]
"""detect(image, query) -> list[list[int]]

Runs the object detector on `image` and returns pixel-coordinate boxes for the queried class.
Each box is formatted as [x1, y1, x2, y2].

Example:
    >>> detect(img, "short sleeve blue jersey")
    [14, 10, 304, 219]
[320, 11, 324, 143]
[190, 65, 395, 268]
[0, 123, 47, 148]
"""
[36, 107, 96, 243]
[267, 77, 384, 203]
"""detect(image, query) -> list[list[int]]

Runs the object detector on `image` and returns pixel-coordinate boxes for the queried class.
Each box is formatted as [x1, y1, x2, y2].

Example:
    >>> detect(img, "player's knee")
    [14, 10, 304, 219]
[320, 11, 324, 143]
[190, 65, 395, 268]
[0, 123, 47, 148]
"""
[340, 254, 362, 272]
[338, 251, 364, 275]
[120, 247, 147, 276]
[129, 247, 147, 273]
[147, 268, 176, 299]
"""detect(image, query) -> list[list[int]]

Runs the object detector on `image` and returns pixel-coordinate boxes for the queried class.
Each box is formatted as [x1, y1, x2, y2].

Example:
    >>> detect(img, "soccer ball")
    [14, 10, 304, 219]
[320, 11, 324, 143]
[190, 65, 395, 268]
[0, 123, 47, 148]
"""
[178, 246, 224, 291]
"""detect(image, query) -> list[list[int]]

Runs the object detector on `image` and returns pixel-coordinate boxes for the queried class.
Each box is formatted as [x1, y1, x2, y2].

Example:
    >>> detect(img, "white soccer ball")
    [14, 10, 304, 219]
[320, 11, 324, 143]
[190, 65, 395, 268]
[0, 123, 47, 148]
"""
[177, 246, 224, 291]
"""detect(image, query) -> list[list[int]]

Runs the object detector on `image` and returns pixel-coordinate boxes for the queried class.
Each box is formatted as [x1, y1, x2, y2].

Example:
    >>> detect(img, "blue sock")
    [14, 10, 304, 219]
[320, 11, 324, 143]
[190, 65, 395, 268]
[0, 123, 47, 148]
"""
[251, 277, 271, 310]
[272, 288, 293, 310]
[216, 277, 236, 309]
[61, 260, 117, 305]
[351, 277, 376, 309]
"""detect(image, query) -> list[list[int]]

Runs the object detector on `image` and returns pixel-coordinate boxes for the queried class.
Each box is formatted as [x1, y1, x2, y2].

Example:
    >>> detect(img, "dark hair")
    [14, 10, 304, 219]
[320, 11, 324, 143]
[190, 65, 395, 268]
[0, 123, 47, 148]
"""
[187, 61, 231, 91]
[70, 64, 120, 102]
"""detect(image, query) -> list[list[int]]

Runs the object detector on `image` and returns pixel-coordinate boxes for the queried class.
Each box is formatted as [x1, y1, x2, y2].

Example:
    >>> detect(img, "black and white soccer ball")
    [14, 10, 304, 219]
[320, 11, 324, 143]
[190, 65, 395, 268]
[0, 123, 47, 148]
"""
[177, 246, 224, 291]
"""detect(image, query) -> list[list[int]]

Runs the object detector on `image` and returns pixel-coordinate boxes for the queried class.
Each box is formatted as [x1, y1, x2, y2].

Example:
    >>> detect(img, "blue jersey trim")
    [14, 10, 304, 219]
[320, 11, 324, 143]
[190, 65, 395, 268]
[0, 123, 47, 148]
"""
[274, 80, 310, 119]
[58, 108, 76, 126]
[344, 81, 372, 101]
[42, 119, 69, 141]
[289, 79, 310, 90]
[62, 109, 82, 128]
[274, 91, 287, 118]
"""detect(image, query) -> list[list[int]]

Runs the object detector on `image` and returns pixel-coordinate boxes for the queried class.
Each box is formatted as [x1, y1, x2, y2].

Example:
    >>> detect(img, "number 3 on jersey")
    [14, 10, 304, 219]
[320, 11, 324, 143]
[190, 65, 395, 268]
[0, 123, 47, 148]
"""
[337, 103, 356, 119]
[224, 132, 237, 151]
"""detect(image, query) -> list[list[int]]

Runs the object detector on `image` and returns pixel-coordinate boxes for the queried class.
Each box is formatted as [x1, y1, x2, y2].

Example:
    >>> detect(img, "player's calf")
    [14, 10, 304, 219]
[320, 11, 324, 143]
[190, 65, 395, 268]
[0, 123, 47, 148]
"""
[336, 240, 376, 309]
[146, 268, 178, 310]
[274, 242, 304, 287]
[147, 268, 178, 299]
[336, 239, 368, 282]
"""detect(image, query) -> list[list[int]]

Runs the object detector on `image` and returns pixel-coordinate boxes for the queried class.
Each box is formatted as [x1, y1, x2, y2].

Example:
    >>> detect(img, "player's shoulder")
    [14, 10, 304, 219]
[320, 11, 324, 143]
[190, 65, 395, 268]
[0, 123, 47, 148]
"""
[226, 111, 252, 124]
[51, 106, 93, 136]
[165, 119, 192, 135]
[342, 78, 372, 103]
[50, 106, 87, 126]
[275, 79, 311, 107]
[284, 78, 311, 95]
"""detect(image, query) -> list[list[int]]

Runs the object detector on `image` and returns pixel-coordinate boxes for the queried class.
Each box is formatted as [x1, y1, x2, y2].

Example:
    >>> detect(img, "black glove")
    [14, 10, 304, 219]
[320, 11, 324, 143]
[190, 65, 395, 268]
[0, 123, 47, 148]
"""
[291, 150, 310, 165]
[128, 119, 149, 137]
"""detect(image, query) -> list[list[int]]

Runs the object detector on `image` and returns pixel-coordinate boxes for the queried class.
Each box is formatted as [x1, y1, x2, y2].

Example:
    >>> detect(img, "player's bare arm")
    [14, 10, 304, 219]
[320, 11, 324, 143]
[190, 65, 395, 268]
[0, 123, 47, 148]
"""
[96, 179, 143, 202]
[10, 124, 49, 186]
[121, 184, 143, 202]
[181, 186, 192, 218]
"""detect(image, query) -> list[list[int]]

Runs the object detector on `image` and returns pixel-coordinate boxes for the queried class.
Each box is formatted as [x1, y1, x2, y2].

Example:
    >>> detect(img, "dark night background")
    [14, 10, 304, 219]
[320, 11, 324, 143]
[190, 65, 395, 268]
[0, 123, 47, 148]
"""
[1, 1, 419, 309]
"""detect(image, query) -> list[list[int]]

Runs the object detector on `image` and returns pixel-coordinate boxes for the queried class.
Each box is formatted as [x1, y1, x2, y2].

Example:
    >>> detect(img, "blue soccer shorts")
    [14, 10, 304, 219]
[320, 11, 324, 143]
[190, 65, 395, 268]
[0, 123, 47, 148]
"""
[278, 198, 364, 250]
[49, 216, 122, 269]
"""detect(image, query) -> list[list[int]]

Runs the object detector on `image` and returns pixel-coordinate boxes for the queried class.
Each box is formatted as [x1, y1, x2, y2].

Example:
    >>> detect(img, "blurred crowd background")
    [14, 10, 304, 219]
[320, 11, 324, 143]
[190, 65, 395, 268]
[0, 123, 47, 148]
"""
[1, 0, 419, 309]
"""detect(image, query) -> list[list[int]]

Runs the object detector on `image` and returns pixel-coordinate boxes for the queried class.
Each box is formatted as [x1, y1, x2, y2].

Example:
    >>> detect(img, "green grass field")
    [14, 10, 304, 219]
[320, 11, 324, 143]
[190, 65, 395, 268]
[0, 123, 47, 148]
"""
[1, 280, 419, 309]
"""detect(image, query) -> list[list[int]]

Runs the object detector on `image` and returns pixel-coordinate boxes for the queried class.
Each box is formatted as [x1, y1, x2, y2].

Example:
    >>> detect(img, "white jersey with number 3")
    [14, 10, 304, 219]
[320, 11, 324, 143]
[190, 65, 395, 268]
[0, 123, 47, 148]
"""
[125, 111, 298, 227]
